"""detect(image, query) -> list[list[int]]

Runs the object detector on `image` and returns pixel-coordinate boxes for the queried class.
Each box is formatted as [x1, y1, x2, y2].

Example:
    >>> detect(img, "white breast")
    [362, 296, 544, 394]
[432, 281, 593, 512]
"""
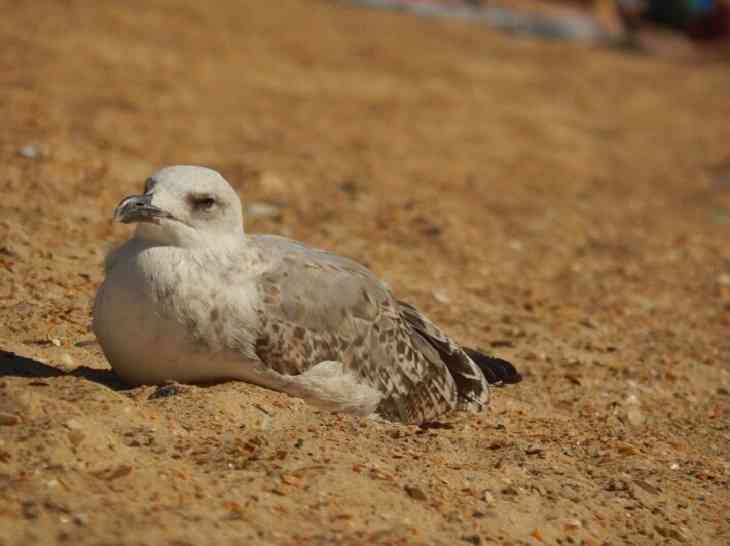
[93, 242, 260, 385]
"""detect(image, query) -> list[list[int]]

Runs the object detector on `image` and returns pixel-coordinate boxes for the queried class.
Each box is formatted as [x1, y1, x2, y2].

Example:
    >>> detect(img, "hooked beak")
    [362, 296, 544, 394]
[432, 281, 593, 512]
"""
[113, 194, 170, 224]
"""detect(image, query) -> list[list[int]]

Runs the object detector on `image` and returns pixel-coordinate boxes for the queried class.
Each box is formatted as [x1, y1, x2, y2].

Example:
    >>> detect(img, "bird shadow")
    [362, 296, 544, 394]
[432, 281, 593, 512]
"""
[0, 349, 129, 391]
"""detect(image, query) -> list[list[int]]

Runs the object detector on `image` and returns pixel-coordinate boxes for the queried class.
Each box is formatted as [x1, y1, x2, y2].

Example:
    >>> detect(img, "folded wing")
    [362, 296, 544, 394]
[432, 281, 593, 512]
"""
[248, 235, 490, 424]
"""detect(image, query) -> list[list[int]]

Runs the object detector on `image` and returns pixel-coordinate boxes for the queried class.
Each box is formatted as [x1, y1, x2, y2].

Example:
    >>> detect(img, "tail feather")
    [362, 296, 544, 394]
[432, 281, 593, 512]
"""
[463, 348, 522, 386]
[398, 301, 488, 411]
[397, 300, 521, 414]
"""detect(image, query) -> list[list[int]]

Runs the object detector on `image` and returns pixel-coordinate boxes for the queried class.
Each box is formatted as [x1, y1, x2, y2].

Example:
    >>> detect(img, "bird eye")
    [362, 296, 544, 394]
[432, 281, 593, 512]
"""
[191, 195, 216, 211]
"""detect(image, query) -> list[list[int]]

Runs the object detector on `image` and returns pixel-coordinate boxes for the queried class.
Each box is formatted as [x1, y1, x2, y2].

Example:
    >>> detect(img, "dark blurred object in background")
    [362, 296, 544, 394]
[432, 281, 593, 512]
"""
[617, 0, 730, 40]
[346, 0, 730, 58]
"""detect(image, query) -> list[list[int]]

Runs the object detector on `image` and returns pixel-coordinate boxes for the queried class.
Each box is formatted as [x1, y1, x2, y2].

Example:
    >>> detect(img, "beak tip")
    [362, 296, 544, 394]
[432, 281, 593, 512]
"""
[113, 194, 162, 225]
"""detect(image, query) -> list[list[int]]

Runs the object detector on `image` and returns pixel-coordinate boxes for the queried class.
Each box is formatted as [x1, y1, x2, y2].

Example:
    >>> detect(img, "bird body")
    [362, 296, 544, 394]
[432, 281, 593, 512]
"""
[93, 166, 519, 424]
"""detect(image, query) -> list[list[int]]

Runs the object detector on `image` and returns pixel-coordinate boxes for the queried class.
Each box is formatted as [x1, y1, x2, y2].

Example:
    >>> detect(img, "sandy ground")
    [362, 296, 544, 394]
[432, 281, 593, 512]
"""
[1, 1, 730, 545]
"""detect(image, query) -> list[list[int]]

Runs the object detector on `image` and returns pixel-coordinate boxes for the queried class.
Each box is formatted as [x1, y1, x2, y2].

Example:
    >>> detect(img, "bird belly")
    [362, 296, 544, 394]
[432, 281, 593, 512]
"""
[94, 278, 195, 384]
[92, 254, 257, 386]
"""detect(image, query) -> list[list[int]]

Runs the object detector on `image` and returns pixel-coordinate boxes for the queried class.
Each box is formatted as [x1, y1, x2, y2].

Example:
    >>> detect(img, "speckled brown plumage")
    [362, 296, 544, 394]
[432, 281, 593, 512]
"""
[248, 235, 491, 424]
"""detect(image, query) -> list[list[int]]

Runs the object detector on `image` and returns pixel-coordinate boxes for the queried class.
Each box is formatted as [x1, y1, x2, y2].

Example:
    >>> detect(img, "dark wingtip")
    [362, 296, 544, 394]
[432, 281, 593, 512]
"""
[464, 348, 522, 385]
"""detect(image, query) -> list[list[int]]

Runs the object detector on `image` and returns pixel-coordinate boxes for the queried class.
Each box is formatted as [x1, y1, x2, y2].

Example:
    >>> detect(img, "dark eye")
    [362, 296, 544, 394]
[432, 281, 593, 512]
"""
[191, 195, 216, 211]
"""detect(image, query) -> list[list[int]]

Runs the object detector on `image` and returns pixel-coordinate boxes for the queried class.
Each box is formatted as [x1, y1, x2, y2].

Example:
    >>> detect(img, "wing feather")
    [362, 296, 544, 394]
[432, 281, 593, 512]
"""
[248, 235, 487, 424]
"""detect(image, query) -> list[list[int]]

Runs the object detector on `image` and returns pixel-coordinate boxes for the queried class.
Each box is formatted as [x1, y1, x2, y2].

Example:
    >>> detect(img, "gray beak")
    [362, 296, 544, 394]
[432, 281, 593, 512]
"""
[113, 194, 169, 224]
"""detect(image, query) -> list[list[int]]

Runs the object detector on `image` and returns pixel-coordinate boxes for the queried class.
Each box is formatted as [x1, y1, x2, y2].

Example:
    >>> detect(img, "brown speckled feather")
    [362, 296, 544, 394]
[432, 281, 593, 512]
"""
[249, 235, 489, 424]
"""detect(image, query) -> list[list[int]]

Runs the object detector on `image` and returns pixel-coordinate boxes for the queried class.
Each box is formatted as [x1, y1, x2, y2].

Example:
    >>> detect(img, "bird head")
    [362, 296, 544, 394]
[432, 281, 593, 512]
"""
[113, 165, 245, 247]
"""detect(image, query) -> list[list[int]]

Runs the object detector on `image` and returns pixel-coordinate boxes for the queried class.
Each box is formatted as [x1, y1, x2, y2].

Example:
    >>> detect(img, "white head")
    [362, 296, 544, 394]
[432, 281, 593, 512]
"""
[113, 166, 244, 247]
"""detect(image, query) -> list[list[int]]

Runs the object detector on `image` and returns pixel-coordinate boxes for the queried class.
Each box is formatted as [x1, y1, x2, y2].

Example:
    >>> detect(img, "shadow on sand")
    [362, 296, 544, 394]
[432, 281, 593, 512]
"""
[0, 349, 129, 391]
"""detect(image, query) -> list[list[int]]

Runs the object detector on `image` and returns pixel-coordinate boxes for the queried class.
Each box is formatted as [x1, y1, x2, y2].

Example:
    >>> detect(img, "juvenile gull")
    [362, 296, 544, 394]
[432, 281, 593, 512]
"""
[93, 166, 520, 424]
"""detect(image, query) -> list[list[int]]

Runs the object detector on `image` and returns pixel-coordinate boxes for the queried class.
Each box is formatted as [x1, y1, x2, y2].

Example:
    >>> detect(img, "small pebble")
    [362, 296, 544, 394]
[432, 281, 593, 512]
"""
[482, 491, 496, 505]
[338, 179, 362, 197]
[149, 383, 184, 399]
[432, 289, 451, 304]
[17, 144, 43, 159]
[580, 317, 597, 329]
[404, 485, 428, 501]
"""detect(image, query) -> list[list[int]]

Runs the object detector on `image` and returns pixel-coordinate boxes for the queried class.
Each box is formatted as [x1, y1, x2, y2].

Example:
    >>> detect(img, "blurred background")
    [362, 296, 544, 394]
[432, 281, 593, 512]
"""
[348, 1, 730, 54]
[1, 1, 730, 545]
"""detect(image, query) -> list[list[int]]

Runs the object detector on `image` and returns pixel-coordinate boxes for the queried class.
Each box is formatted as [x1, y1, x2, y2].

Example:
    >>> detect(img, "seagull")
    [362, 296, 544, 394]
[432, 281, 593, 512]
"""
[93, 166, 520, 424]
